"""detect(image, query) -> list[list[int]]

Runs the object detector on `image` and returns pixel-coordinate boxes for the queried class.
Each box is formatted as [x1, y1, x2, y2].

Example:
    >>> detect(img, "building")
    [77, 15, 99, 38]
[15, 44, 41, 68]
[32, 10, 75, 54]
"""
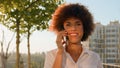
[89, 21, 120, 65]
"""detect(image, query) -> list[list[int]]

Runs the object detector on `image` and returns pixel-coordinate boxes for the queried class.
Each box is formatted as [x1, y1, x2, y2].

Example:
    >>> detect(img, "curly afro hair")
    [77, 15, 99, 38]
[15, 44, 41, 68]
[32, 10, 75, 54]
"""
[49, 3, 95, 41]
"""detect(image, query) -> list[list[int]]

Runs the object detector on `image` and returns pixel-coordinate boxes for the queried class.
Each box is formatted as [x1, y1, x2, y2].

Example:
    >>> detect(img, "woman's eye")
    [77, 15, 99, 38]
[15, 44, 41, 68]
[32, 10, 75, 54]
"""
[65, 22, 71, 26]
[66, 24, 70, 26]
[76, 21, 82, 26]
[77, 23, 81, 25]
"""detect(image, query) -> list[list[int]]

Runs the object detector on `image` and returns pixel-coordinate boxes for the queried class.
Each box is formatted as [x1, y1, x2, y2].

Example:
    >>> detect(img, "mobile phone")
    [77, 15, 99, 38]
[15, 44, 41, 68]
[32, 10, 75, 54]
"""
[63, 36, 68, 46]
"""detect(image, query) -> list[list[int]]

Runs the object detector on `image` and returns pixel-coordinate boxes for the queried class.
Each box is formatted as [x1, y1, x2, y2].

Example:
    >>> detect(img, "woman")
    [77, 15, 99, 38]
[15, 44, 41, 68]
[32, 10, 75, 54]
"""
[44, 3, 103, 68]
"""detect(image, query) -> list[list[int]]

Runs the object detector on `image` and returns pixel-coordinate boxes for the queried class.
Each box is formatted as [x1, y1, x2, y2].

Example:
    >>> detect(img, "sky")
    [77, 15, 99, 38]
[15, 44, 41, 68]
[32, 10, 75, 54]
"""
[0, 0, 120, 53]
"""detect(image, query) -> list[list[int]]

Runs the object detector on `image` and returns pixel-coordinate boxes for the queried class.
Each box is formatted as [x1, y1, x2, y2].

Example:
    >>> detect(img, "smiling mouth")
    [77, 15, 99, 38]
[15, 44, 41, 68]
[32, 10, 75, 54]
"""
[69, 33, 78, 36]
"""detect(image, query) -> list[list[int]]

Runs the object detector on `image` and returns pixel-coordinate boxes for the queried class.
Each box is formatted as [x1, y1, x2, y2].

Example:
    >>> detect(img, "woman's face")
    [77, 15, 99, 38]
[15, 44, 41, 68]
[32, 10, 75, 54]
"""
[63, 17, 84, 44]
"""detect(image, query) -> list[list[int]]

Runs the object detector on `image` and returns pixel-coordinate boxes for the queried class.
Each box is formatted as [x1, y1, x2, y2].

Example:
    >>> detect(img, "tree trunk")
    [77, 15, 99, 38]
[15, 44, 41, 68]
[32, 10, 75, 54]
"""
[1, 56, 7, 68]
[27, 28, 31, 68]
[1, 44, 7, 68]
[16, 19, 20, 68]
[2, 57, 7, 68]
[1, 46, 5, 68]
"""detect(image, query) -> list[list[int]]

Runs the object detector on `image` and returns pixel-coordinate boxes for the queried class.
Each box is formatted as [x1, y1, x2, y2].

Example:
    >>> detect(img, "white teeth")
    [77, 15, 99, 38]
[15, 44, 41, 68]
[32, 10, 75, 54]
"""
[70, 34, 77, 36]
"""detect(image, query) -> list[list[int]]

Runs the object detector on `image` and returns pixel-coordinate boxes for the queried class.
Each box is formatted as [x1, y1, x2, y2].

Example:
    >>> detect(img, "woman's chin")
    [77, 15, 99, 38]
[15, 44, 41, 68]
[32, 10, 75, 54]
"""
[69, 40, 80, 44]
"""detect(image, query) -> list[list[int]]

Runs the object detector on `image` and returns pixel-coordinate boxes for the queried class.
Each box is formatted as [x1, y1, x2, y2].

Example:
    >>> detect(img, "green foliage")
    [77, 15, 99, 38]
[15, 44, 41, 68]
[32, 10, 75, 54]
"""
[0, 0, 64, 34]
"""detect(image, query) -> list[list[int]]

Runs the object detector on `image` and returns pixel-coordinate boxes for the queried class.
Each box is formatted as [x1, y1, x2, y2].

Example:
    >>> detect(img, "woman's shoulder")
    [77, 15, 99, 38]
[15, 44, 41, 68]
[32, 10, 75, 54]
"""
[87, 49, 101, 60]
[46, 48, 58, 56]
[82, 46, 99, 57]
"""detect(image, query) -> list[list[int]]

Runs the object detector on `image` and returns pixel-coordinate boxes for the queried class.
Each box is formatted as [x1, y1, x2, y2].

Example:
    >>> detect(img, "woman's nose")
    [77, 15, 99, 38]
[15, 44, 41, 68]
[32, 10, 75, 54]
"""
[71, 25, 76, 30]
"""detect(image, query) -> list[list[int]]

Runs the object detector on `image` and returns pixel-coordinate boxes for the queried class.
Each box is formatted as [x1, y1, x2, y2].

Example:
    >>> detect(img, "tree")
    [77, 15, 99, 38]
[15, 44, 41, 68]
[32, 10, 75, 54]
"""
[0, 0, 64, 68]
[0, 29, 15, 68]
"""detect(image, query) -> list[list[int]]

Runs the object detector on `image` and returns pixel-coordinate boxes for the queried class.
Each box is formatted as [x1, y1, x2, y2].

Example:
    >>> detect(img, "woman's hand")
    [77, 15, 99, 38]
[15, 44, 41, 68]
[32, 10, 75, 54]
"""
[56, 30, 67, 50]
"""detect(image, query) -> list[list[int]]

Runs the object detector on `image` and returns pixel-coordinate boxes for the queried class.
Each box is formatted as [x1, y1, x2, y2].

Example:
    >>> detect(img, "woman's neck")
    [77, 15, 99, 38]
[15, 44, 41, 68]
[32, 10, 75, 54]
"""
[65, 42, 83, 62]
[66, 42, 82, 54]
